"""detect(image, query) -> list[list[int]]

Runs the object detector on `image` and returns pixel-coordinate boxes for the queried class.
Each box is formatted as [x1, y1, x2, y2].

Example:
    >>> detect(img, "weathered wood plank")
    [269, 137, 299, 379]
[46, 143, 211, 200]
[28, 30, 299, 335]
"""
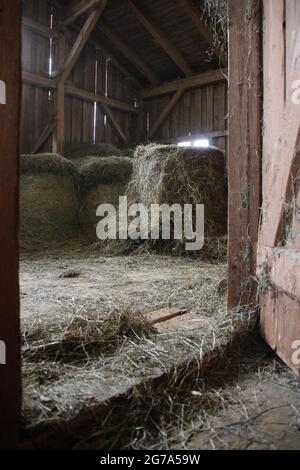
[128, 0, 193, 77]
[0, 0, 21, 448]
[261, 291, 300, 376]
[227, 0, 262, 308]
[179, 0, 225, 65]
[98, 20, 159, 86]
[145, 308, 187, 325]
[147, 89, 185, 139]
[62, 0, 104, 27]
[142, 70, 226, 99]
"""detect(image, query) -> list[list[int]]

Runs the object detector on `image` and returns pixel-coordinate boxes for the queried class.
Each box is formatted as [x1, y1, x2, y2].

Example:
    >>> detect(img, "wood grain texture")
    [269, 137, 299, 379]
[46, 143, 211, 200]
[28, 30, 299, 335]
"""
[227, 0, 262, 309]
[0, 0, 21, 448]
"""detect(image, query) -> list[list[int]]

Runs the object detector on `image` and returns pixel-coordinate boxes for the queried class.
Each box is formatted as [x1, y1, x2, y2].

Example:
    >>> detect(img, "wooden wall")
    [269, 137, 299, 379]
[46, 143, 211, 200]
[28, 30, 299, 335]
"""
[21, 0, 54, 153]
[21, 0, 138, 154]
[143, 82, 228, 152]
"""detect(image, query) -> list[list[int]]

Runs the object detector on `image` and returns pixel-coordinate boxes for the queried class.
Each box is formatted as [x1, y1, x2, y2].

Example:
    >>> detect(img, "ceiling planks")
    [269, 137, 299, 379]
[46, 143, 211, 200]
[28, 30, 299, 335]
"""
[127, 0, 193, 77]
[179, 0, 225, 65]
[63, 0, 104, 27]
[98, 20, 159, 86]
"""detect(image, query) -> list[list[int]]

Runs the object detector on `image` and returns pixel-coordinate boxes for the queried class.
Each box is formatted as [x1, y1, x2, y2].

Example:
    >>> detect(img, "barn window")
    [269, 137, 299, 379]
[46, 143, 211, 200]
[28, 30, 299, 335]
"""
[93, 58, 98, 144]
[48, 12, 54, 101]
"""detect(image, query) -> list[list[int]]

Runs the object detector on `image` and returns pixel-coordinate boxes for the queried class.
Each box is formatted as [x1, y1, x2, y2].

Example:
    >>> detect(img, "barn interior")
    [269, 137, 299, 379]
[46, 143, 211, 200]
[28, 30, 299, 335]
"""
[14, 0, 300, 450]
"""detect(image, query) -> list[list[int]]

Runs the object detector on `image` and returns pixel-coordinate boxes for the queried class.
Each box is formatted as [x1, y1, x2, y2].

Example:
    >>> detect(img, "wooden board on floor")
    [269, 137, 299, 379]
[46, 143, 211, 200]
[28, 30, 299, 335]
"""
[145, 308, 187, 325]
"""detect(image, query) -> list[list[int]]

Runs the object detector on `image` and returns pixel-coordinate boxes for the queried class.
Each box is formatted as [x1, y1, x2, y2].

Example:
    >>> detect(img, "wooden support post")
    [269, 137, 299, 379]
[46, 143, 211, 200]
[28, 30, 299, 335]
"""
[0, 0, 21, 448]
[32, 118, 57, 154]
[55, 1, 107, 154]
[138, 96, 144, 143]
[147, 89, 185, 140]
[101, 103, 129, 146]
[53, 33, 66, 154]
[227, 0, 262, 309]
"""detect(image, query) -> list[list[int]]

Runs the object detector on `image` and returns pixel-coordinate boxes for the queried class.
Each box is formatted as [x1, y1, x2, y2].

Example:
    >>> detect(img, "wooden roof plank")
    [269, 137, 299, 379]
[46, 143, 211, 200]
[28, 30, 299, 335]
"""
[98, 20, 159, 86]
[127, 0, 193, 77]
[179, 0, 226, 66]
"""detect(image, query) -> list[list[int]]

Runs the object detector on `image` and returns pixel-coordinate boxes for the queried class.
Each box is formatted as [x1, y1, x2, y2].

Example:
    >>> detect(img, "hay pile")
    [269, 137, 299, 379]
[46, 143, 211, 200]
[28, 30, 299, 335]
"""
[22, 303, 258, 445]
[79, 156, 133, 237]
[64, 143, 122, 160]
[20, 154, 79, 250]
[127, 144, 228, 257]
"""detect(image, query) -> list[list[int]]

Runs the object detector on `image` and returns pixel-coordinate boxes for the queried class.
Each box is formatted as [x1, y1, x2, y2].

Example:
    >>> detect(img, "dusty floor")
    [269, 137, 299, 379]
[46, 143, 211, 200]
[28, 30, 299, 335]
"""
[20, 248, 227, 322]
[20, 247, 300, 450]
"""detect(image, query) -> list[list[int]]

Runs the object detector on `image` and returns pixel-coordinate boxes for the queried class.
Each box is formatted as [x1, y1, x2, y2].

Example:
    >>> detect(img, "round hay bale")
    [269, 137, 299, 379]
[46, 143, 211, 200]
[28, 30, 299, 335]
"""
[79, 156, 133, 238]
[20, 154, 79, 250]
[64, 143, 122, 160]
[127, 144, 228, 256]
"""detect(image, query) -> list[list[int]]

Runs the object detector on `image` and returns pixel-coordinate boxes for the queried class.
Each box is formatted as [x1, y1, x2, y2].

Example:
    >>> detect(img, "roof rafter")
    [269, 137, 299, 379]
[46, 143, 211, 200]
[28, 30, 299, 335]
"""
[179, 0, 226, 66]
[127, 0, 193, 77]
[98, 20, 159, 86]
[62, 0, 104, 27]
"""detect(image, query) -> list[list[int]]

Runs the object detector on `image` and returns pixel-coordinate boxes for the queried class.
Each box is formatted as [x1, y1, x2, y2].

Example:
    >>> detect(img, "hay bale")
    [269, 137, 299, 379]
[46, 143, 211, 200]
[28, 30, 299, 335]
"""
[127, 144, 228, 255]
[79, 157, 133, 237]
[121, 148, 135, 158]
[64, 143, 122, 160]
[20, 154, 79, 250]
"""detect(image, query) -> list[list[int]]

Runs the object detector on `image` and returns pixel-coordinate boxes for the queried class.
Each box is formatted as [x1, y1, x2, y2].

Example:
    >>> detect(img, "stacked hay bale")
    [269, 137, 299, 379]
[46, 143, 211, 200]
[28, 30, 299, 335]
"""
[64, 143, 122, 169]
[79, 156, 133, 238]
[20, 154, 79, 251]
[128, 144, 228, 258]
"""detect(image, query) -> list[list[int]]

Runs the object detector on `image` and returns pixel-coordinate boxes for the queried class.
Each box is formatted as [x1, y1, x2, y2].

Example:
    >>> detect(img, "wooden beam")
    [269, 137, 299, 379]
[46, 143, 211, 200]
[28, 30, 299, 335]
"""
[147, 89, 185, 139]
[98, 20, 159, 86]
[22, 16, 59, 38]
[21, 73, 139, 114]
[145, 308, 187, 325]
[101, 104, 129, 145]
[227, 0, 262, 309]
[0, 1, 21, 448]
[142, 69, 226, 99]
[22, 71, 57, 89]
[72, 24, 142, 89]
[60, 2, 107, 83]
[62, 0, 104, 27]
[56, 2, 107, 154]
[65, 85, 139, 114]
[127, 0, 193, 77]
[32, 118, 57, 154]
[56, 82, 65, 154]
[179, 0, 226, 66]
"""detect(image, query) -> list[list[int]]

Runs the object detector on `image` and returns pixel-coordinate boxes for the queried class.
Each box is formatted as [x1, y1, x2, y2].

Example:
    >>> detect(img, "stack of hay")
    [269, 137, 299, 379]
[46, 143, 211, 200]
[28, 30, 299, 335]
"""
[79, 156, 133, 238]
[20, 153, 79, 250]
[128, 144, 228, 258]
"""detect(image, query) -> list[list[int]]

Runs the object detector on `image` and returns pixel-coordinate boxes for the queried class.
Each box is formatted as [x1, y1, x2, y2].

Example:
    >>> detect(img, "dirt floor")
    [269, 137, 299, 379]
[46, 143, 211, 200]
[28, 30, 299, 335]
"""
[20, 246, 300, 450]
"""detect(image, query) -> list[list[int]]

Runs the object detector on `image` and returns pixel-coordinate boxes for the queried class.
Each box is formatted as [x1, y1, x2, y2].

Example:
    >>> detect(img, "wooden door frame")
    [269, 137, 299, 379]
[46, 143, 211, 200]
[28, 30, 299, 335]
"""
[0, 0, 22, 448]
[227, 0, 262, 310]
[0, 0, 263, 448]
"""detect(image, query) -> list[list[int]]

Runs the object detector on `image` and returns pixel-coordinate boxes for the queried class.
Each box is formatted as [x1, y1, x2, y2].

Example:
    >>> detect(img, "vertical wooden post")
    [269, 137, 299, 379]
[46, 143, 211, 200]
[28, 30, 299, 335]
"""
[227, 0, 262, 309]
[138, 95, 144, 143]
[0, 0, 21, 448]
[53, 33, 66, 154]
